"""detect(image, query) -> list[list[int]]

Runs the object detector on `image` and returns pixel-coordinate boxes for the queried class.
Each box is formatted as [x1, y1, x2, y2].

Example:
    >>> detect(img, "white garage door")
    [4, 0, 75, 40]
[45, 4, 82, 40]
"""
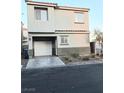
[34, 41, 52, 56]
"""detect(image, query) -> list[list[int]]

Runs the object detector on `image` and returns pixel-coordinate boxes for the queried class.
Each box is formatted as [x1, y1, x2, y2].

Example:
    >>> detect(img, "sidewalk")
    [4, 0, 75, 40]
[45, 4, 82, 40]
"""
[21, 59, 29, 68]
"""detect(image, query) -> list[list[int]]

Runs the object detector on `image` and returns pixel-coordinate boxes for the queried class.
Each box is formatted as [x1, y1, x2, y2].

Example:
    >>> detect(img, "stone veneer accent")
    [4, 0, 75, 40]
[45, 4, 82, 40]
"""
[28, 47, 90, 58]
[57, 47, 90, 56]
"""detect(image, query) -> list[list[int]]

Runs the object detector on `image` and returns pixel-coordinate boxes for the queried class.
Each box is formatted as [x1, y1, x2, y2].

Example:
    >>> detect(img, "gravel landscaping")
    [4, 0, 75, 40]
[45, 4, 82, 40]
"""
[59, 54, 103, 65]
[66, 59, 102, 65]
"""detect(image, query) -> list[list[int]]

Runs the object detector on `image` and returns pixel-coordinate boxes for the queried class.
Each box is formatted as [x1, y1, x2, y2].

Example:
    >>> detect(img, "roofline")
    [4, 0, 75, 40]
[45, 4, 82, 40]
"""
[26, 1, 57, 7]
[56, 6, 89, 12]
[26, 1, 89, 11]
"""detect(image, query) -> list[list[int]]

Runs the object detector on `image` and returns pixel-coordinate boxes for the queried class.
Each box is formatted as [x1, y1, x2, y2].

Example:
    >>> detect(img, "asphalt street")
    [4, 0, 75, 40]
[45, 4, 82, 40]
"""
[22, 63, 103, 93]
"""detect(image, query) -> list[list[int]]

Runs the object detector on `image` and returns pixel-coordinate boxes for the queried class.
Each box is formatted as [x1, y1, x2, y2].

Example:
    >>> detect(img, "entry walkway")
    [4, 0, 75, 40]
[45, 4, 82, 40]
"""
[26, 56, 65, 69]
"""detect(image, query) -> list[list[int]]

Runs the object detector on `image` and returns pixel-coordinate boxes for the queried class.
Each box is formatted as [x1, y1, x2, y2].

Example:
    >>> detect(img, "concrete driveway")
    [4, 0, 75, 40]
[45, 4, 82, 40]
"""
[26, 56, 65, 69]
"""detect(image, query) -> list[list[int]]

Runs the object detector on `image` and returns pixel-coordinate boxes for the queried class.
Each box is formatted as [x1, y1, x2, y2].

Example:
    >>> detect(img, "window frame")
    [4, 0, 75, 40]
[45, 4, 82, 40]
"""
[74, 12, 84, 24]
[34, 7, 48, 21]
[60, 35, 69, 45]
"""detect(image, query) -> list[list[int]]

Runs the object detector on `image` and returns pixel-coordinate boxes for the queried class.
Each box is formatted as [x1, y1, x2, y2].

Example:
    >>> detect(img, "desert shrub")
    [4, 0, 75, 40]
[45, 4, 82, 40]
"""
[68, 59, 72, 62]
[82, 56, 90, 61]
[62, 56, 72, 63]
[71, 53, 79, 58]
[63, 56, 69, 61]
[96, 53, 99, 56]
[91, 53, 95, 58]
[100, 53, 103, 58]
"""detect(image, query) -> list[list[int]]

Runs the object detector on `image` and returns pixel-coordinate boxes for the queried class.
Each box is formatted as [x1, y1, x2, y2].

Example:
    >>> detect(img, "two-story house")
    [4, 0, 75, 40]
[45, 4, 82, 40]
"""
[26, 1, 90, 58]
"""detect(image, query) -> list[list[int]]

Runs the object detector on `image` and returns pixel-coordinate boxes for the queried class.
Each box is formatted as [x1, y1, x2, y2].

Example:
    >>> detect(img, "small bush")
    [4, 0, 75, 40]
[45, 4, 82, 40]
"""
[68, 59, 72, 62]
[82, 56, 90, 61]
[63, 56, 69, 61]
[62, 56, 72, 63]
[96, 53, 99, 56]
[71, 53, 79, 58]
[100, 54, 103, 58]
[91, 54, 95, 58]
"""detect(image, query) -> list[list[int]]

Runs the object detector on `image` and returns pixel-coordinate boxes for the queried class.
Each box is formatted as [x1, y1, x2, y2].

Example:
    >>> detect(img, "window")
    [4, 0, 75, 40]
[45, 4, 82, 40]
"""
[60, 36, 69, 45]
[75, 12, 84, 23]
[35, 8, 48, 21]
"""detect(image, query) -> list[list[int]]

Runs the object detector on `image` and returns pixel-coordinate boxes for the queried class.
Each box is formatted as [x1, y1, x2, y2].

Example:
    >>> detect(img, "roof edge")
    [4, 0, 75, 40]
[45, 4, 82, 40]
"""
[26, 0, 57, 7]
[56, 6, 89, 12]
[26, 1, 89, 11]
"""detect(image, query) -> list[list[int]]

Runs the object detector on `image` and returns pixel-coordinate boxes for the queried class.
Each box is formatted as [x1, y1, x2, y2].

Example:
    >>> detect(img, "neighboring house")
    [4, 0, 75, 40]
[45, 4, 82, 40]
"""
[90, 31, 96, 42]
[21, 22, 29, 59]
[95, 41, 102, 55]
[22, 27, 28, 48]
[21, 21, 24, 58]
[90, 31, 103, 55]
[26, 1, 90, 58]
[22, 24, 28, 49]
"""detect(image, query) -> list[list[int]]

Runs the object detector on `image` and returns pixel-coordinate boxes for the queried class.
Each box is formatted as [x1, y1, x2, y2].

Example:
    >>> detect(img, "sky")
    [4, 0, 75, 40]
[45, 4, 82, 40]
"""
[21, 0, 103, 32]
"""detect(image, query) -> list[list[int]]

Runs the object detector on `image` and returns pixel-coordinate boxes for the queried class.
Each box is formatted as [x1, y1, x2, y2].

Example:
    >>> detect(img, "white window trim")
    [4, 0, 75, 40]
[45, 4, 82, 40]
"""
[34, 8, 48, 21]
[75, 12, 84, 23]
[60, 36, 69, 45]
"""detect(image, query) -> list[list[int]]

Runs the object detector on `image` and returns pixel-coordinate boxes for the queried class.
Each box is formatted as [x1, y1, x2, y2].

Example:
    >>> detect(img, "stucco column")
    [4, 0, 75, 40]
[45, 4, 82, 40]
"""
[28, 34, 33, 58]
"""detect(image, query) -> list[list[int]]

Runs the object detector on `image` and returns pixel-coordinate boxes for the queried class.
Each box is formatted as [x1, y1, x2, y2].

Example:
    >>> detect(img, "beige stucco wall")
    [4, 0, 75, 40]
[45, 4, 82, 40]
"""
[27, 5, 55, 32]
[27, 5, 89, 32]
[57, 33, 90, 48]
[54, 9, 89, 30]
[28, 33, 90, 49]
[28, 34, 33, 50]
[27, 4, 90, 54]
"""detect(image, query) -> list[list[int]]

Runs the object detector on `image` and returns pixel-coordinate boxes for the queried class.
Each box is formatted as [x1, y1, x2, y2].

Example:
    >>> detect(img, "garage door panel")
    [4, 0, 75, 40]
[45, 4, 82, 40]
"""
[34, 41, 52, 56]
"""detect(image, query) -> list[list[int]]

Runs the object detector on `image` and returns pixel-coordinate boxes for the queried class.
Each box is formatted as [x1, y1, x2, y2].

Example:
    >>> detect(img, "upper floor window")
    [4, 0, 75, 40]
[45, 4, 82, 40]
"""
[34, 7, 48, 21]
[75, 12, 84, 23]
